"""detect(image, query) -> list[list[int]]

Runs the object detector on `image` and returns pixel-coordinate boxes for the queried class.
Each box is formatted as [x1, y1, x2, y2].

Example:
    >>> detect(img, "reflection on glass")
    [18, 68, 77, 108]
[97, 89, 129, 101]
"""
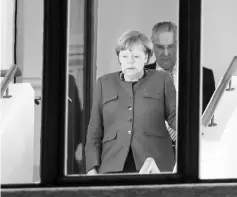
[200, 57, 237, 179]
[66, 0, 179, 175]
[200, 0, 237, 179]
[65, 0, 85, 175]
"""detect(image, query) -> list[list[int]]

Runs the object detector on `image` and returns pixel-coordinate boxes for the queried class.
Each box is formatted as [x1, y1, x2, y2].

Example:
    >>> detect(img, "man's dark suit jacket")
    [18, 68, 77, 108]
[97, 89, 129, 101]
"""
[85, 70, 176, 173]
[67, 74, 83, 174]
[145, 62, 215, 113]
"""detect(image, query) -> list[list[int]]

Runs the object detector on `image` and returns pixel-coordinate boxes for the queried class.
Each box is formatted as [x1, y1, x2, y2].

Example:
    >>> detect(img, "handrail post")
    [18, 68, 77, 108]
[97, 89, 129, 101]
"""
[208, 115, 217, 127]
[3, 86, 12, 98]
[226, 78, 234, 91]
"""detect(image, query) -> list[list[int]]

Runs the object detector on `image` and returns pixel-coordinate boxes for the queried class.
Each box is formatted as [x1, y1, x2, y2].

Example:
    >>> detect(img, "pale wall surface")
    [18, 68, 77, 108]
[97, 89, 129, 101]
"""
[0, 0, 15, 70]
[201, 0, 237, 86]
[15, 0, 44, 182]
[1, 83, 34, 184]
[96, 0, 179, 78]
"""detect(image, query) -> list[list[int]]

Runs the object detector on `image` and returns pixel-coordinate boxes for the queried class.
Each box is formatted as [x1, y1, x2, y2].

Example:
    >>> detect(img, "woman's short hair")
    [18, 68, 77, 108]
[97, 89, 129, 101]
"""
[115, 30, 153, 63]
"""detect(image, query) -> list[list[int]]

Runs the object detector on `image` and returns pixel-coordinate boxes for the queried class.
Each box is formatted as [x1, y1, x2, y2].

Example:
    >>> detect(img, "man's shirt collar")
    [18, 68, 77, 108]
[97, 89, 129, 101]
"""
[156, 62, 177, 72]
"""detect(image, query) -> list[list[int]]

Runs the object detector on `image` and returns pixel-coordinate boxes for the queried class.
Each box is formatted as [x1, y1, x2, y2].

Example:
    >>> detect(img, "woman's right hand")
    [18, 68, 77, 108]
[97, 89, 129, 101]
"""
[87, 168, 98, 175]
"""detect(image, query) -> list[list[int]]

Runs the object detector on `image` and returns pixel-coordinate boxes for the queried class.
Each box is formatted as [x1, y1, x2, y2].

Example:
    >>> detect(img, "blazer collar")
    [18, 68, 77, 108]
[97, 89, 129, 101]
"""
[119, 69, 148, 82]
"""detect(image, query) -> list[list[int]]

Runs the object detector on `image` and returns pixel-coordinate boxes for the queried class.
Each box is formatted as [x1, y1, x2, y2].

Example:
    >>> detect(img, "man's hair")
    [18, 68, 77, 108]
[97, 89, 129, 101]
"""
[151, 21, 177, 42]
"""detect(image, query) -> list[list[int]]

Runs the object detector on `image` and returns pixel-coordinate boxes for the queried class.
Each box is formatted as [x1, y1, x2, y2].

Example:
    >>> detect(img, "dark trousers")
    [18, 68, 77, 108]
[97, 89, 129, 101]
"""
[110, 148, 138, 173]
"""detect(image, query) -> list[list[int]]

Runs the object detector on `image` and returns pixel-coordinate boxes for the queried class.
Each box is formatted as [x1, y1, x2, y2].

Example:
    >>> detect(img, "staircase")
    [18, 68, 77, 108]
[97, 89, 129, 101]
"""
[1, 83, 35, 184]
[200, 76, 237, 179]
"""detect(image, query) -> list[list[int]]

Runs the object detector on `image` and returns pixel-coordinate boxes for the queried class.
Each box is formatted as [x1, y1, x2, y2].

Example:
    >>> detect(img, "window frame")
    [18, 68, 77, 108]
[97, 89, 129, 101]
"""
[2, 0, 237, 190]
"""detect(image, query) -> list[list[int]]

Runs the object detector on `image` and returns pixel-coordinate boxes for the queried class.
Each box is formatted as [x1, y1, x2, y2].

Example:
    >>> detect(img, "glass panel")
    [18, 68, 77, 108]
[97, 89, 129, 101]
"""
[66, 0, 179, 175]
[1, 0, 44, 183]
[200, 0, 237, 179]
[65, 0, 85, 175]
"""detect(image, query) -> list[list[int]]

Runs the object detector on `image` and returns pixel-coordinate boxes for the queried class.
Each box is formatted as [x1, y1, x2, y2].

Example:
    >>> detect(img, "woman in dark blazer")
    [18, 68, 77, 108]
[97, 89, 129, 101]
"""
[85, 30, 176, 175]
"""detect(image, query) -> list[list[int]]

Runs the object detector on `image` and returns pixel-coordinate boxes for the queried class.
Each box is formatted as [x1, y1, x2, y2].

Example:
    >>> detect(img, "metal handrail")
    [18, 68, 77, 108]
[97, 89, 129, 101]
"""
[0, 64, 18, 98]
[202, 56, 237, 126]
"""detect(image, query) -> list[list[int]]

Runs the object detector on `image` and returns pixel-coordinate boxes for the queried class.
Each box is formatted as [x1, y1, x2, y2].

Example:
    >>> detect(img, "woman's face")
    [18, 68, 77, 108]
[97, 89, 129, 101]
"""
[119, 43, 148, 77]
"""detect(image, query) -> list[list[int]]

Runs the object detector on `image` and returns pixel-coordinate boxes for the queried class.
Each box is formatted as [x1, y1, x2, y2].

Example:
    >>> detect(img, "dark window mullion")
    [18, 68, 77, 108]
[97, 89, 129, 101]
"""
[40, 0, 68, 186]
[177, 0, 201, 182]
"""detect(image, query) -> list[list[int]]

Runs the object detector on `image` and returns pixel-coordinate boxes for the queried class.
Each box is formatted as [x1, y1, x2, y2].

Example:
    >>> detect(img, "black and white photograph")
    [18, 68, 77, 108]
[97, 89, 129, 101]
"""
[1, 0, 237, 196]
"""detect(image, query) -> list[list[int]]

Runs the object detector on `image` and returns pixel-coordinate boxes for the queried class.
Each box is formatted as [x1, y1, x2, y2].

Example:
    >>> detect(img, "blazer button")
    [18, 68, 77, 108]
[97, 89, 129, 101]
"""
[128, 106, 132, 110]
[128, 118, 133, 122]
[129, 96, 133, 99]
[128, 130, 132, 135]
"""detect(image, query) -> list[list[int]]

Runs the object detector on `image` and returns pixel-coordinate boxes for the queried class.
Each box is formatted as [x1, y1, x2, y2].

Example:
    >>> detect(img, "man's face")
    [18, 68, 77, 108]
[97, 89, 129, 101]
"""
[152, 30, 177, 70]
